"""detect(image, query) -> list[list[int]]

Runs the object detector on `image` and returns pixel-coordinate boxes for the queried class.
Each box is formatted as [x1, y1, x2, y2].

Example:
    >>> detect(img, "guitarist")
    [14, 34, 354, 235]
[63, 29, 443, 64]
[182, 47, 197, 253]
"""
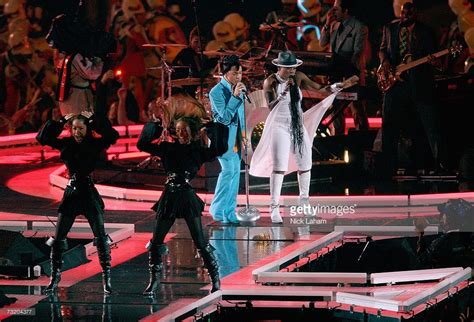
[378, 2, 445, 176]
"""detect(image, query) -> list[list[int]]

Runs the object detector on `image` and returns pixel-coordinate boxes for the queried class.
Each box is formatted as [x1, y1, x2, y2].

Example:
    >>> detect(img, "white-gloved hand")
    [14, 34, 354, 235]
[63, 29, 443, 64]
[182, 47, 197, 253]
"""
[330, 82, 344, 92]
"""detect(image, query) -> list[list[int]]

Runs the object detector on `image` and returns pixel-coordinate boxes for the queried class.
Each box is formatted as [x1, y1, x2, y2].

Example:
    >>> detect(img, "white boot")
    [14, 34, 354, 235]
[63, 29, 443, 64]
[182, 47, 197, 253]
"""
[270, 173, 284, 224]
[270, 204, 283, 224]
[298, 171, 313, 216]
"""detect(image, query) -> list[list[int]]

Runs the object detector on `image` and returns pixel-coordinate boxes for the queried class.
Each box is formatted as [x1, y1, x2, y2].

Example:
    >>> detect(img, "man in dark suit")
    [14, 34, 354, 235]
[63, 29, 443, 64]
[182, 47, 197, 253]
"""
[379, 2, 445, 175]
[320, 0, 368, 136]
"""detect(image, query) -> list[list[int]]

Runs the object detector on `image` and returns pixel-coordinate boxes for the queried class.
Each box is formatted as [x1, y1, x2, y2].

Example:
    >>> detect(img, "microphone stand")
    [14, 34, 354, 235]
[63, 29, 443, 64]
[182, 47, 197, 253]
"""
[237, 94, 260, 223]
[191, 0, 205, 99]
[357, 236, 372, 262]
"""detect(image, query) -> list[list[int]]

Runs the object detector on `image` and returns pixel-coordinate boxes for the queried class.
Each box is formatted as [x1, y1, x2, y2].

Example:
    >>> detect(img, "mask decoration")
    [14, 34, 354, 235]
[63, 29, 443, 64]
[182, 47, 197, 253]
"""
[224, 13, 249, 39]
[212, 21, 236, 44]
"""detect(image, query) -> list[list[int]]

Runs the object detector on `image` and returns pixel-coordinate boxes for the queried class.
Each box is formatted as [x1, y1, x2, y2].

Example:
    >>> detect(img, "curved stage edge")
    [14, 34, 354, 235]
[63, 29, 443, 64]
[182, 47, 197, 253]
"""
[2, 125, 474, 321]
[4, 162, 473, 224]
[2, 123, 474, 220]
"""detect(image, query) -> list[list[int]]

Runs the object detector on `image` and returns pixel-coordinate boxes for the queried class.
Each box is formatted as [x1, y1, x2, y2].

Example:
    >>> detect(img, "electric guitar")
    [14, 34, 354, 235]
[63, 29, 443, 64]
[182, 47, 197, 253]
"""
[376, 44, 463, 93]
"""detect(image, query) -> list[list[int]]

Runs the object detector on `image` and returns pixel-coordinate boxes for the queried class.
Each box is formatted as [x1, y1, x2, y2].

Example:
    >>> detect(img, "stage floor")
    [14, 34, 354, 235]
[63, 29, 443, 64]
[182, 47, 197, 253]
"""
[0, 142, 472, 321]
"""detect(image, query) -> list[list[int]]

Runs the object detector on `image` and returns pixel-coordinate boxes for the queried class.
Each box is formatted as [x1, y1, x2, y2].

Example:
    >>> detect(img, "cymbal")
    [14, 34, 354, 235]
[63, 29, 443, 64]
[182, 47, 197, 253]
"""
[143, 43, 188, 48]
[146, 65, 191, 70]
[170, 77, 216, 87]
[203, 48, 241, 57]
[259, 21, 304, 31]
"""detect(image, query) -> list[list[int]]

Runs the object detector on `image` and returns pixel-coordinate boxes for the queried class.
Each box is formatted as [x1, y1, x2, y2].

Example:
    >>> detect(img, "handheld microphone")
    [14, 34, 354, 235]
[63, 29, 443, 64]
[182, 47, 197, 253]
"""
[289, 75, 297, 86]
[241, 89, 252, 104]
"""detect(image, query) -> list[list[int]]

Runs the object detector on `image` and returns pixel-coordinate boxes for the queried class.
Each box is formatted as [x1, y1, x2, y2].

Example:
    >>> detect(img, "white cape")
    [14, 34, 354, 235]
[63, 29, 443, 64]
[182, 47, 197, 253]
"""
[249, 93, 337, 178]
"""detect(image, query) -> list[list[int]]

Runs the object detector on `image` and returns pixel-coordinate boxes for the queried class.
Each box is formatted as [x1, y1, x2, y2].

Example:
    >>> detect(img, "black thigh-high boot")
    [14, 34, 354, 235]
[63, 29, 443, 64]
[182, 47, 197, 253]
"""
[44, 239, 68, 294]
[94, 235, 113, 294]
[198, 244, 220, 293]
[143, 241, 168, 296]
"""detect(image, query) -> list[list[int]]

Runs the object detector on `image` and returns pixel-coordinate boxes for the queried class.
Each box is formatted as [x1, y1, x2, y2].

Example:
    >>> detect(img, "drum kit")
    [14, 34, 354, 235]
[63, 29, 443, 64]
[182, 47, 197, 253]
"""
[142, 42, 218, 128]
[259, 20, 304, 55]
[141, 16, 303, 111]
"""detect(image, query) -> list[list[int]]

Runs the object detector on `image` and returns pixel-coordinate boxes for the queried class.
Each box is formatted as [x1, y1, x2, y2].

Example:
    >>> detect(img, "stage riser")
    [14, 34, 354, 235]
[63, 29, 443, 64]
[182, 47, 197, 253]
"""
[0, 230, 89, 278]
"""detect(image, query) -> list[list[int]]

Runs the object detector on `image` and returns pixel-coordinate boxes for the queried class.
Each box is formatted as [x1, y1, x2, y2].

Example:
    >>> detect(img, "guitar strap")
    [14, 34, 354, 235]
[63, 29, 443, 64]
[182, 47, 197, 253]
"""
[56, 54, 75, 102]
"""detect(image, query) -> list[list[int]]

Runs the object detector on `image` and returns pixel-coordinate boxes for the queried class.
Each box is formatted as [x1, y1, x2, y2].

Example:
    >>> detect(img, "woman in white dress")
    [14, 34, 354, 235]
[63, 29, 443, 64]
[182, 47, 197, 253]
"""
[254, 51, 325, 223]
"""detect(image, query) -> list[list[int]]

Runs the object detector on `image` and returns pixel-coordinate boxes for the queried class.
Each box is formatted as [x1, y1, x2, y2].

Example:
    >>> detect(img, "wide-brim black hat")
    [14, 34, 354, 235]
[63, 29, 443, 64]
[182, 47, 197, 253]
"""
[272, 50, 303, 67]
[46, 14, 116, 59]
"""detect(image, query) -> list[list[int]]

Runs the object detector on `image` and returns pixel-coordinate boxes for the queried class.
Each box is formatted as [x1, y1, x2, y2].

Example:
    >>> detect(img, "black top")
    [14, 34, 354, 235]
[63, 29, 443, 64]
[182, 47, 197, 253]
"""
[380, 21, 437, 67]
[36, 117, 119, 178]
[379, 20, 437, 100]
[137, 122, 221, 180]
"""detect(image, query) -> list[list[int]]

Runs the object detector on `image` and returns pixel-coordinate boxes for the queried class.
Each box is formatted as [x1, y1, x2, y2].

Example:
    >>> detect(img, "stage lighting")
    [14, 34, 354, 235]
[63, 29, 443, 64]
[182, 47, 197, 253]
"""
[343, 149, 350, 163]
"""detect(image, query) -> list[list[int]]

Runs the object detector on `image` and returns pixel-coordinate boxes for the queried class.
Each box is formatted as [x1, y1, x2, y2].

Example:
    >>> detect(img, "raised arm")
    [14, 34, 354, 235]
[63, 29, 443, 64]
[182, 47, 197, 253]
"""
[201, 121, 229, 161]
[36, 116, 70, 150]
[320, 8, 336, 48]
[137, 122, 165, 156]
[320, 22, 332, 48]
[263, 77, 282, 111]
[209, 85, 243, 125]
[298, 71, 322, 91]
[80, 111, 119, 149]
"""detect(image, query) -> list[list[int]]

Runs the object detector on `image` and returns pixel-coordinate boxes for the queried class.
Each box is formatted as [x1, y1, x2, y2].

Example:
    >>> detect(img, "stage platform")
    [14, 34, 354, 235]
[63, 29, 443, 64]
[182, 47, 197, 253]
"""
[0, 131, 473, 321]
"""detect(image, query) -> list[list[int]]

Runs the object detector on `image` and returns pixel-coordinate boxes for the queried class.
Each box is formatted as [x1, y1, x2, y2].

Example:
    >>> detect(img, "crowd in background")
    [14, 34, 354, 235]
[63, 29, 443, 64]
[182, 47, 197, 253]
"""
[0, 0, 472, 136]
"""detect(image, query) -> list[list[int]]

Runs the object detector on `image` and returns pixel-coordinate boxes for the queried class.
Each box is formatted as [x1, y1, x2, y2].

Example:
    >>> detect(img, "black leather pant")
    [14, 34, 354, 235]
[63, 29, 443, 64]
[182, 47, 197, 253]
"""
[151, 216, 207, 249]
[54, 210, 107, 241]
[382, 80, 444, 173]
[148, 215, 220, 293]
[46, 210, 111, 294]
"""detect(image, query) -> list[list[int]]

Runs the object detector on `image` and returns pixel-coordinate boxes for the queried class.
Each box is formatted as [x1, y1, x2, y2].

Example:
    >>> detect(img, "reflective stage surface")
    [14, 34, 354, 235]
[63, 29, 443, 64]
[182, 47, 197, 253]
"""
[0, 140, 472, 321]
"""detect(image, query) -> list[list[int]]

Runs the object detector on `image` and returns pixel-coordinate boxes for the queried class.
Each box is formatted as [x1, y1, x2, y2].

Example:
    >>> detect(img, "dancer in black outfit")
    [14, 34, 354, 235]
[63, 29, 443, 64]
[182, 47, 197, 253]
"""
[137, 117, 224, 295]
[36, 111, 119, 294]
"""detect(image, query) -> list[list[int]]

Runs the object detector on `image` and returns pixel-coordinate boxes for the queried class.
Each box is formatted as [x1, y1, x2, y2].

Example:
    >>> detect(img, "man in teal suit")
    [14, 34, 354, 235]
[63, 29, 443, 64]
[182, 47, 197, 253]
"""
[209, 55, 246, 224]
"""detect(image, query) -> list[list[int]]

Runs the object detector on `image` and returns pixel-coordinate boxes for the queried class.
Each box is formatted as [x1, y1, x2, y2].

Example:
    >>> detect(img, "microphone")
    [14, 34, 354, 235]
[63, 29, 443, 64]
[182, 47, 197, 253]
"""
[289, 75, 297, 86]
[241, 89, 252, 104]
[236, 82, 252, 104]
